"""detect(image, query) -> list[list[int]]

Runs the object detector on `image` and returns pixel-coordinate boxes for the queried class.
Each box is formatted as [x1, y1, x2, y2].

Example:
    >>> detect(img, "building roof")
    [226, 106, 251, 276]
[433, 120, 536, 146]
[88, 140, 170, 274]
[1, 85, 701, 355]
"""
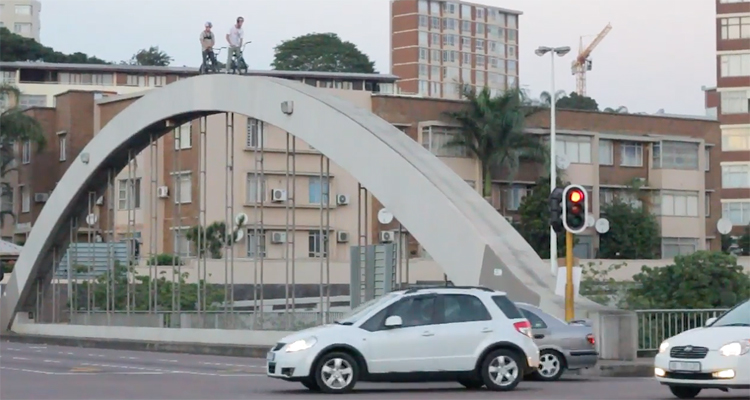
[0, 240, 22, 257]
[0, 61, 399, 82]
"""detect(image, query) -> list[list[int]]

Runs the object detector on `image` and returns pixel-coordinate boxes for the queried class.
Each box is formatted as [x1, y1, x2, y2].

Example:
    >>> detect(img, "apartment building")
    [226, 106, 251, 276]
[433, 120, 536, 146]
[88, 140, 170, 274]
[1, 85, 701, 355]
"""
[715, 0, 750, 236]
[390, 0, 521, 98]
[0, 0, 41, 41]
[372, 97, 721, 259]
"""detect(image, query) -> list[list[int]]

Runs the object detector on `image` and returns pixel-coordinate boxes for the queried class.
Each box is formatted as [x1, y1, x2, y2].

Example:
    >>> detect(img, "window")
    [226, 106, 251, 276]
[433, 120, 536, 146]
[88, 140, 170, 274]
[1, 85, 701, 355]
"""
[0, 70, 15, 85]
[491, 295, 523, 319]
[620, 142, 643, 167]
[418, 80, 428, 95]
[20, 185, 29, 213]
[18, 94, 46, 109]
[174, 123, 191, 150]
[59, 72, 114, 86]
[173, 228, 192, 258]
[419, 47, 427, 61]
[246, 229, 266, 258]
[308, 230, 328, 257]
[431, 81, 440, 95]
[461, 4, 471, 19]
[661, 238, 698, 259]
[598, 140, 613, 165]
[720, 17, 750, 40]
[126, 75, 146, 87]
[174, 172, 192, 203]
[555, 135, 592, 164]
[461, 67, 471, 82]
[508, 60, 517, 75]
[1, 186, 13, 213]
[419, 31, 428, 46]
[600, 188, 642, 209]
[147, 76, 166, 87]
[722, 127, 750, 151]
[308, 176, 330, 204]
[429, 0, 440, 15]
[475, 39, 484, 51]
[461, 20, 470, 32]
[246, 118, 264, 148]
[442, 18, 457, 31]
[386, 296, 437, 328]
[705, 148, 710, 172]
[419, 64, 428, 78]
[418, 15, 428, 28]
[461, 36, 471, 50]
[505, 186, 529, 211]
[59, 135, 67, 161]
[654, 191, 699, 217]
[519, 309, 547, 329]
[421, 125, 466, 157]
[14, 5, 31, 14]
[430, 16, 440, 30]
[722, 164, 750, 188]
[705, 193, 711, 217]
[476, 23, 485, 35]
[431, 49, 440, 62]
[722, 201, 750, 226]
[476, 55, 485, 67]
[21, 140, 30, 164]
[507, 14, 517, 28]
[245, 174, 266, 203]
[442, 2, 456, 14]
[721, 54, 750, 77]
[441, 294, 491, 323]
[418, 0, 428, 13]
[431, 65, 440, 79]
[721, 90, 749, 114]
[13, 23, 31, 36]
[652, 141, 699, 170]
[508, 45, 517, 58]
[118, 178, 141, 210]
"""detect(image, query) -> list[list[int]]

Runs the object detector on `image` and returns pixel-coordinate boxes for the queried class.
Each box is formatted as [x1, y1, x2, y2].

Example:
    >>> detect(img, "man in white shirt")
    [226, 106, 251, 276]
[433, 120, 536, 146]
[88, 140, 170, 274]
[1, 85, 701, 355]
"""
[226, 16, 244, 71]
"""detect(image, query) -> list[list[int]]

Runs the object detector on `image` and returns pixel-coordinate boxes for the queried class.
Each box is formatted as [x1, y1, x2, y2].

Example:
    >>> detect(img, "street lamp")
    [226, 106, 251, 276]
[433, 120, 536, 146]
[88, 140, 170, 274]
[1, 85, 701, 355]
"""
[535, 45, 570, 276]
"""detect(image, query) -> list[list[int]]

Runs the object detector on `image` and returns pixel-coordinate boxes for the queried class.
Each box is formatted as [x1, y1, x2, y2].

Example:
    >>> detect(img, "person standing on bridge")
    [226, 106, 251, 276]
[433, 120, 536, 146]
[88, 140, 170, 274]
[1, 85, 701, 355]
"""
[200, 22, 218, 67]
[225, 16, 244, 72]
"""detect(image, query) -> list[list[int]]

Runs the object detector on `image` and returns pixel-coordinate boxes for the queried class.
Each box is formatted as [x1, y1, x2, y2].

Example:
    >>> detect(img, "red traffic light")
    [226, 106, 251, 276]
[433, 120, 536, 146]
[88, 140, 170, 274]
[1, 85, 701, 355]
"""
[568, 190, 584, 204]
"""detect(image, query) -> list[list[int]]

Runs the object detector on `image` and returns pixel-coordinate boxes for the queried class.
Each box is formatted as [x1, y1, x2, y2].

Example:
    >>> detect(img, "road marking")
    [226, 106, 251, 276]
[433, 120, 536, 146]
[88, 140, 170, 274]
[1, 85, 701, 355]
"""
[28, 346, 47, 349]
[43, 360, 61, 363]
[119, 356, 138, 360]
[71, 367, 102, 373]
[80, 362, 265, 377]
[199, 361, 263, 368]
[12, 357, 29, 360]
[157, 359, 179, 363]
[0, 366, 163, 376]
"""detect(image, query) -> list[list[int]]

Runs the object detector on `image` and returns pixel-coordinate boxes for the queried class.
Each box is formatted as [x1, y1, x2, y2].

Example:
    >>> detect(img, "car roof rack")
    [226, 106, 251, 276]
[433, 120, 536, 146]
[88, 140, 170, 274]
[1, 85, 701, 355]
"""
[404, 285, 495, 294]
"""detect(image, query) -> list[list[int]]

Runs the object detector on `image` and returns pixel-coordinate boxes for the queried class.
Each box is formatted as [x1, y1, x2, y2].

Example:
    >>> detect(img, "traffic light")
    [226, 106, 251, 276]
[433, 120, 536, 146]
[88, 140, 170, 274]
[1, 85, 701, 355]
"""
[548, 187, 564, 233]
[562, 184, 588, 233]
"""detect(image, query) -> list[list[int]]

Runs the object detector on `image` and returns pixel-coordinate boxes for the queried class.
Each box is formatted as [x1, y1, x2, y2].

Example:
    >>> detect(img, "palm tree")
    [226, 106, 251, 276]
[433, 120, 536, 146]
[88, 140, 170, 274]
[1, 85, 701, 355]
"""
[443, 86, 547, 198]
[538, 90, 566, 107]
[0, 84, 45, 227]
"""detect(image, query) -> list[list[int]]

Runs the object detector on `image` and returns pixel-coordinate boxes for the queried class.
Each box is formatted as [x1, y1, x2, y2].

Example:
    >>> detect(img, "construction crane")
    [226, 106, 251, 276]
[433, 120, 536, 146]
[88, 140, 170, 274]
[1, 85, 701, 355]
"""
[571, 23, 612, 97]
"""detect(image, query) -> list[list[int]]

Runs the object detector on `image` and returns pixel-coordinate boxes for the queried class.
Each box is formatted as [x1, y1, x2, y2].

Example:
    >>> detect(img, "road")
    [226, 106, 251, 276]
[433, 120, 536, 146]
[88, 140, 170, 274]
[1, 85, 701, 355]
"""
[1, 341, 748, 400]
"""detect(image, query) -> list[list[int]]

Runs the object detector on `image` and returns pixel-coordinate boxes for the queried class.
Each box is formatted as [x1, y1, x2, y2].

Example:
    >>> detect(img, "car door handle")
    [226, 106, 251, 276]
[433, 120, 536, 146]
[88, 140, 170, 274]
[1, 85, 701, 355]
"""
[534, 334, 545, 339]
[481, 328, 493, 333]
[421, 331, 434, 337]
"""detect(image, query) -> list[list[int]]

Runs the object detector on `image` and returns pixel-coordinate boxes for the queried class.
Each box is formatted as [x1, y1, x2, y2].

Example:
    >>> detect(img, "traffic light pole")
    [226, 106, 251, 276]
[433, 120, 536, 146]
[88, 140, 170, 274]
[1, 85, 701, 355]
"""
[565, 231, 575, 321]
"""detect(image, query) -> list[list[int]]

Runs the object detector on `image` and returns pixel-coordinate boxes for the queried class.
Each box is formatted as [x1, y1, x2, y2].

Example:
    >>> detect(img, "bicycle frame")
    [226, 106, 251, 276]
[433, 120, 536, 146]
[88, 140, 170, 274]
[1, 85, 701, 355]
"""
[228, 42, 251, 74]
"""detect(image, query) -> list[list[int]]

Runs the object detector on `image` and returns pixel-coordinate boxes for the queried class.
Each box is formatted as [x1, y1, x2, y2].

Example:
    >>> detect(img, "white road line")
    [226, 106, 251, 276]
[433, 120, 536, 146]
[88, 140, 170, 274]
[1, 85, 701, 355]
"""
[12, 357, 29, 360]
[199, 361, 264, 368]
[28, 346, 47, 349]
[80, 362, 265, 377]
[43, 360, 61, 363]
[157, 359, 179, 363]
[119, 356, 138, 360]
[0, 366, 164, 376]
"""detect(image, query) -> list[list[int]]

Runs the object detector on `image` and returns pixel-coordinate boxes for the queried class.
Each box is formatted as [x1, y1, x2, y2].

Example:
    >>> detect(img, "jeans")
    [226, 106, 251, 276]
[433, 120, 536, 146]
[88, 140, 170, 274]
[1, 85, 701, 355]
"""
[202, 48, 217, 66]
[227, 46, 241, 69]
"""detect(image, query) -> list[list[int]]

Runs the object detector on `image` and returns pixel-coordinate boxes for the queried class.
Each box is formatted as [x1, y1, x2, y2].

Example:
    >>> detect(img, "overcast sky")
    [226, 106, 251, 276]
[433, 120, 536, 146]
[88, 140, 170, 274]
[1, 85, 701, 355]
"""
[39, 0, 715, 116]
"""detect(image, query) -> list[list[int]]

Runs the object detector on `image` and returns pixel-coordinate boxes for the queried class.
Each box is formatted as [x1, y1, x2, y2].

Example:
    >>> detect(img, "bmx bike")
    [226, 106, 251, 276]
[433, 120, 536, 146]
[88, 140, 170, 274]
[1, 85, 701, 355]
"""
[199, 46, 225, 75]
[226, 41, 251, 75]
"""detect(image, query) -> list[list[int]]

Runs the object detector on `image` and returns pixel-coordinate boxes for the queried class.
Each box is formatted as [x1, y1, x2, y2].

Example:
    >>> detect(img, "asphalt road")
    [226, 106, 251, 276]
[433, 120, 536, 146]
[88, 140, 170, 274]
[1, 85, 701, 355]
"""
[1, 341, 748, 400]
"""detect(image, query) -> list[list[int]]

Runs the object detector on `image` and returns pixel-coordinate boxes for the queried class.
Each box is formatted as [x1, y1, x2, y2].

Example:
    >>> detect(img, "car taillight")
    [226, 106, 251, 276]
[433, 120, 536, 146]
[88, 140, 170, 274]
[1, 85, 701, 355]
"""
[513, 320, 532, 338]
[586, 334, 595, 345]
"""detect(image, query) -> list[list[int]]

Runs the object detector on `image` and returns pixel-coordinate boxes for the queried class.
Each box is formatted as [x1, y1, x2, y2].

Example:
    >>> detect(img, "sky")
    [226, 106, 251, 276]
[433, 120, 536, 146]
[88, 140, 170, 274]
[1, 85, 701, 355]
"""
[39, 0, 716, 116]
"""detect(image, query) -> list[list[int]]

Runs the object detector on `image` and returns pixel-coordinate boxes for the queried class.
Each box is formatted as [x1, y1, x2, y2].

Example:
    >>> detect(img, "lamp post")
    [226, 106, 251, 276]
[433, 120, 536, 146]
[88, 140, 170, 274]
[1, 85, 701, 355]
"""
[535, 45, 570, 275]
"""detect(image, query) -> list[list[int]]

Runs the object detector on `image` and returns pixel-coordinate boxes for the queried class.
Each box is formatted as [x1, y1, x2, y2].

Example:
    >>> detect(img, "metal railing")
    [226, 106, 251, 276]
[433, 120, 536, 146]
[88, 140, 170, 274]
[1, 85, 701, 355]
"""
[636, 308, 728, 354]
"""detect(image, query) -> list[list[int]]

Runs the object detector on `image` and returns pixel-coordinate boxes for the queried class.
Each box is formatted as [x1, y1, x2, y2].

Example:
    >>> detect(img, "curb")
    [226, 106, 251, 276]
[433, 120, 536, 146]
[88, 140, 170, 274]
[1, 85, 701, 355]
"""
[2, 333, 654, 378]
[1, 333, 270, 359]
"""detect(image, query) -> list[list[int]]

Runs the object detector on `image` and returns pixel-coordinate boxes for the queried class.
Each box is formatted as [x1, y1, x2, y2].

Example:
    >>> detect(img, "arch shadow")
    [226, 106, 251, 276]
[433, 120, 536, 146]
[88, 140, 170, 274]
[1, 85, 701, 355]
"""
[1, 75, 555, 330]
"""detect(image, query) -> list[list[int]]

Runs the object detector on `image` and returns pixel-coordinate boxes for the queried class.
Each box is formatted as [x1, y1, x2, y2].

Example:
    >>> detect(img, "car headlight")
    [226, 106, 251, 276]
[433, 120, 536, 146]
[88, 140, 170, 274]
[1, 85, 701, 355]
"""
[285, 337, 317, 353]
[659, 341, 670, 353]
[719, 340, 750, 357]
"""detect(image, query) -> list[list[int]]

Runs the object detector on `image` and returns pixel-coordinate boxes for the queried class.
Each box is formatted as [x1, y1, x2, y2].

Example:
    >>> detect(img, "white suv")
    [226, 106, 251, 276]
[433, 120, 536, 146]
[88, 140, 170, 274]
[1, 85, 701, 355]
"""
[266, 286, 540, 393]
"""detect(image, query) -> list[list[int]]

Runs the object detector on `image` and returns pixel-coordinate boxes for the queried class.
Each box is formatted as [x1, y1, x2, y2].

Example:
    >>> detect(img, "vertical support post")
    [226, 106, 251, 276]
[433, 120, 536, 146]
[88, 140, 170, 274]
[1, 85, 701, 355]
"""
[251, 118, 260, 329]
[223, 113, 230, 317]
[291, 138, 297, 326]
[148, 137, 158, 313]
[318, 154, 324, 323]
[170, 124, 179, 323]
[550, 53, 558, 276]
[228, 114, 235, 320]
[565, 231, 575, 322]
[107, 169, 115, 321]
[198, 117, 208, 317]
[87, 192, 94, 316]
[126, 149, 135, 314]
[284, 131, 291, 330]
[259, 119, 266, 326]
[324, 157, 331, 323]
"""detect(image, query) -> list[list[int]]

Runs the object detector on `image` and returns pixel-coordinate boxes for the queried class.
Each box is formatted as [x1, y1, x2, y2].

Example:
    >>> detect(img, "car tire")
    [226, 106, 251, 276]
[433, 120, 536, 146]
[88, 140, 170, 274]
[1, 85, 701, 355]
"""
[300, 378, 320, 392]
[480, 348, 523, 391]
[457, 377, 484, 390]
[313, 351, 359, 394]
[668, 386, 701, 399]
[532, 350, 565, 381]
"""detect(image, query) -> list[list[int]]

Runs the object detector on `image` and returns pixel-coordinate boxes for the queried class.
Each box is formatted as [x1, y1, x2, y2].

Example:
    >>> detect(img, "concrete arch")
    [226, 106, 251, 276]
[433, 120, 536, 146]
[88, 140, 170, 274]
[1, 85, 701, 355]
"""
[1, 74, 559, 330]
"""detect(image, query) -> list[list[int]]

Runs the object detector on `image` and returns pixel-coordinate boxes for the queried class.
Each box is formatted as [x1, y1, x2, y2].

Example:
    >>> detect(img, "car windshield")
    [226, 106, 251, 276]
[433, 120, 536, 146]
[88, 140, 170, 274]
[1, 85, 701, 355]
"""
[711, 299, 750, 327]
[335, 292, 400, 325]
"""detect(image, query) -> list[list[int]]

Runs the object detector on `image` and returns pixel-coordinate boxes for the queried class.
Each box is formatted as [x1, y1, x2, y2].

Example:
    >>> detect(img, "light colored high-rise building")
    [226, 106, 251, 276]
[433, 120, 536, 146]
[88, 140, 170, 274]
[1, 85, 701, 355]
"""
[0, 0, 41, 42]
[390, 0, 521, 99]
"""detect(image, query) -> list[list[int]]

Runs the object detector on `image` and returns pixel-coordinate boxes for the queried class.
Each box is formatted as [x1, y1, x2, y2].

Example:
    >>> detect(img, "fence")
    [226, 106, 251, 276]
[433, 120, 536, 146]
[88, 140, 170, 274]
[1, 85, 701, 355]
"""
[635, 308, 728, 355]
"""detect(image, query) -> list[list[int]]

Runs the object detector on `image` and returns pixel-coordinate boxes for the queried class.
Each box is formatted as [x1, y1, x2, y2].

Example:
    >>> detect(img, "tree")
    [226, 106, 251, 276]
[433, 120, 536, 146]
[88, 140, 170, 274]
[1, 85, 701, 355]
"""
[739, 225, 750, 256]
[598, 199, 660, 259]
[515, 175, 575, 259]
[185, 217, 246, 259]
[555, 92, 599, 111]
[625, 251, 750, 310]
[126, 46, 173, 67]
[538, 90, 566, 107]
[0, 84, 45, 227]
[271, 33, 376, 73]
[443, 86, 547, 198]
[0, 27, 108, 64]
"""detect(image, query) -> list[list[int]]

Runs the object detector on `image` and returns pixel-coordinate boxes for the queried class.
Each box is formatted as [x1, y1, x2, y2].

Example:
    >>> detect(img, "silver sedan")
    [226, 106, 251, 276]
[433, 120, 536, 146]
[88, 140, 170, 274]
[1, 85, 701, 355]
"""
[516, 302, 599, 381]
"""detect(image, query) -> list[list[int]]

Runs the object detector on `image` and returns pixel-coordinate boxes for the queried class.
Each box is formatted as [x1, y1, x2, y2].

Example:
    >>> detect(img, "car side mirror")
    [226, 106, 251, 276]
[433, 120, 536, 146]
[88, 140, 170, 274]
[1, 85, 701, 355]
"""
[705, 317, 716, 327]
[384, 315, 403, 328]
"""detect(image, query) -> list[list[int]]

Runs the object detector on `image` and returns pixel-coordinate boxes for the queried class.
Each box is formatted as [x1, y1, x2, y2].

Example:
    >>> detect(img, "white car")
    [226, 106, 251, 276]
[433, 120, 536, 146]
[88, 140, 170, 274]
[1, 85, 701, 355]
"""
[266, 286, 540, 393]
[655, 298, 750, 399]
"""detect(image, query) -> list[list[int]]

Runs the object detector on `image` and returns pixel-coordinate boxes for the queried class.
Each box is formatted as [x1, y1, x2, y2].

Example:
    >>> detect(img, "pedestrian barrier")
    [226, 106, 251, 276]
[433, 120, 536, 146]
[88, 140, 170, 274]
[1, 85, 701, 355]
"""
[635, 308, 728, 355]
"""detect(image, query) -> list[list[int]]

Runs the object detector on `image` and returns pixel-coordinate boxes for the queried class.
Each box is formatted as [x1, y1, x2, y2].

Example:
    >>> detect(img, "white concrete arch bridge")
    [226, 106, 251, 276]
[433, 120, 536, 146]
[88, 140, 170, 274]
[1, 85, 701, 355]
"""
[1, 75, 623, 347]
